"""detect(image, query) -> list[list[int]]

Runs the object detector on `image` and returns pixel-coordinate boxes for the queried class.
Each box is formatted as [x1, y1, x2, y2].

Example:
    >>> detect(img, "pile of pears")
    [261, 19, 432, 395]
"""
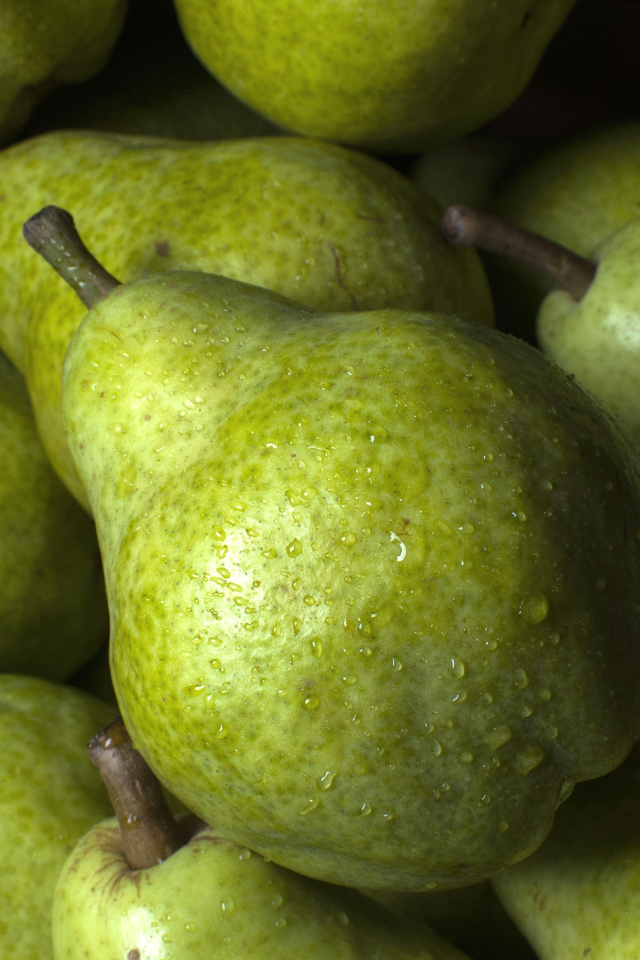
[2, 1, 640, 958]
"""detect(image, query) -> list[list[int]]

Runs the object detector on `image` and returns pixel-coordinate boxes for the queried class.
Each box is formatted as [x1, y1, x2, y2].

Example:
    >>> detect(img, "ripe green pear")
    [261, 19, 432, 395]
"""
[173, 0, 577, 153]
[59, 267, 640, 891]
[0, 0, 127, 143]
[0, 349, 107, 679]
[53, 816, 469, 960]
[537, 217, 640, 448]
[0, 674, 114, 960]
[492, 744, 640, 960]
[488, 121, 640, 339]
[0, 130, 492, 507]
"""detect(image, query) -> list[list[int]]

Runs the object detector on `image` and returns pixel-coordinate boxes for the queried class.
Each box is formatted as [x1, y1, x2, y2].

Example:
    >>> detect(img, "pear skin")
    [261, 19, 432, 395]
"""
[60, 270, 640, 890]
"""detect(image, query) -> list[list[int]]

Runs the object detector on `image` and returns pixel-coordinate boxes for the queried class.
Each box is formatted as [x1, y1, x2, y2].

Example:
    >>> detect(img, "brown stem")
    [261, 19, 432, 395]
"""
[22, 205, 120, 310]
[441, 205, 597, 302]
[89, 717, 184, 870]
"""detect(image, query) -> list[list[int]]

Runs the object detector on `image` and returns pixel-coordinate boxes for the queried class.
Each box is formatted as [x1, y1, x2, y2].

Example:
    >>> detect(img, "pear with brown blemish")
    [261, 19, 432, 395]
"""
[25, 206, 640, 892]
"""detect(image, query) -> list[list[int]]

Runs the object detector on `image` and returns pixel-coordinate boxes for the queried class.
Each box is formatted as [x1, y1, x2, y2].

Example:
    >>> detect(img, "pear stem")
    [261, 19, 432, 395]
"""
[22, 205, 120, 310]
[89, 717, 185, 870]
[440, 205, 597, 302]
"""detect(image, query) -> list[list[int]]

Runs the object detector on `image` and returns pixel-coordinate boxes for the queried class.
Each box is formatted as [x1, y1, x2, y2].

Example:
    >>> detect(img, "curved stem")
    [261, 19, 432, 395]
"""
[22, 205, 120, 309]
[441, 205, 596, 302]
[89, 717, 184, 870]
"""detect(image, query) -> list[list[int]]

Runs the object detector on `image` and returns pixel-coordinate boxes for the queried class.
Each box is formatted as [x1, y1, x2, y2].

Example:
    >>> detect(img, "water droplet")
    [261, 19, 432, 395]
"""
[221, 898, 236, 915]
[261, 547, 278, 559]
[557, 778, 575, 805]
[341, 532, 357, 546]
[515, 745, 545, 775]
[302, 695, 320, 711]
[275, 916, 288, 928]
[391, 656, 404, 672]
[286, 539, 303, 557]
[337, 911, 350, 926]
[450, 657, 465, 678]
[303, 595, 315, 606]
[513, 668, 529, 689]
[271, 894, 284, 909]
[520, 592, 549, 624]
[358, 802, 373, 817]
[459, 750, 474, 764]
[238, 849, 253, 860]
[309, 638, 323, 658]
[317, 770, 337, 790]
[432, 741, 443, 757]
[292, 617, 303, 635]
[300, 798, 320, 815]
[485, 725, 512, 752]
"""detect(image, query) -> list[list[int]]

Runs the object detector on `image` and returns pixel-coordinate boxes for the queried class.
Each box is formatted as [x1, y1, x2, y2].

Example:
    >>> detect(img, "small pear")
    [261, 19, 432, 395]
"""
[0, 674, 114, 960]
[0, 130, 493, 506]
[0, 349, 107, 680]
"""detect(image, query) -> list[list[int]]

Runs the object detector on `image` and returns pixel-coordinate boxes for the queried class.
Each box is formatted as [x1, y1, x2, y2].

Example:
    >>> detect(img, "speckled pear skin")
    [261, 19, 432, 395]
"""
[0, 674, 115, 960]
[52, 817, 469, 960]
[0, 350, 107, 680]
[0, 130, 493, 508]
[62, 271, 640, 890]
[173, 0, 576, 153]
[0, 0, 127, 143]
[492, 744, 640, 960]
[537, 218, 640, 449]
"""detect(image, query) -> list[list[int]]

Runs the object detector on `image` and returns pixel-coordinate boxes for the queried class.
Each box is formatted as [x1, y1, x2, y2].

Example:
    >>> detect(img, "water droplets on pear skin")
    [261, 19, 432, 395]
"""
[69, 286, 640, 890]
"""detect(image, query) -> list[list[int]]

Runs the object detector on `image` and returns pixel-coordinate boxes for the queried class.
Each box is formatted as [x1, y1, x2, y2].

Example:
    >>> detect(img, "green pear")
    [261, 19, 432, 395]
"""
[0, 349, 107, 680]
[28, 207, 640, 892]
[440, 204, 640, 450]
[0, 674, 115, 960]
[0, 0, 127, 144]
[172, 0, 577, 153]
[0, 130, 493, 507]
[52, 721, 468, 960]
[492, 744, 640, 960]
[537, 217, 640, 448]
[487, 121, 640, 339]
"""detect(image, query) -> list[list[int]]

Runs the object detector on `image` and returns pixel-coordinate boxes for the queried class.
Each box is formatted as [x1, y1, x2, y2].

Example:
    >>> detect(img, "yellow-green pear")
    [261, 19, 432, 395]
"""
[537, 217, 640, 448]
[0, 674, 114, 960]
[52, 720, 469, 960]
[492, 744, 640, 960]
[488, 121, 640, 339]
[441, 205, 640, 450]
[0, 0, 127, 144]
[0, 130, 493, 507]
[172, 0, 577, 153]
[26, 207, 640, 892]
[0, 349, 107, 680]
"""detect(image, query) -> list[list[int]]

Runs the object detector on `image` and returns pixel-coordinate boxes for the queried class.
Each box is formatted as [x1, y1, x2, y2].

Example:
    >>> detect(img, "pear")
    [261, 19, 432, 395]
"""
[0, 348, 107, 680]
[0, 674, 114, 960]
[487, 121, 640, 339]
[52, 718, 469, 960]
[441, 205, 640, 449]
[172, 0, 577, 153]
[492, 744, 640, 960]
[25, 207, 640, 892]
[0, 130, 493, 507]
[537, 217, 640, 448]
[0, 0, 127, 144]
